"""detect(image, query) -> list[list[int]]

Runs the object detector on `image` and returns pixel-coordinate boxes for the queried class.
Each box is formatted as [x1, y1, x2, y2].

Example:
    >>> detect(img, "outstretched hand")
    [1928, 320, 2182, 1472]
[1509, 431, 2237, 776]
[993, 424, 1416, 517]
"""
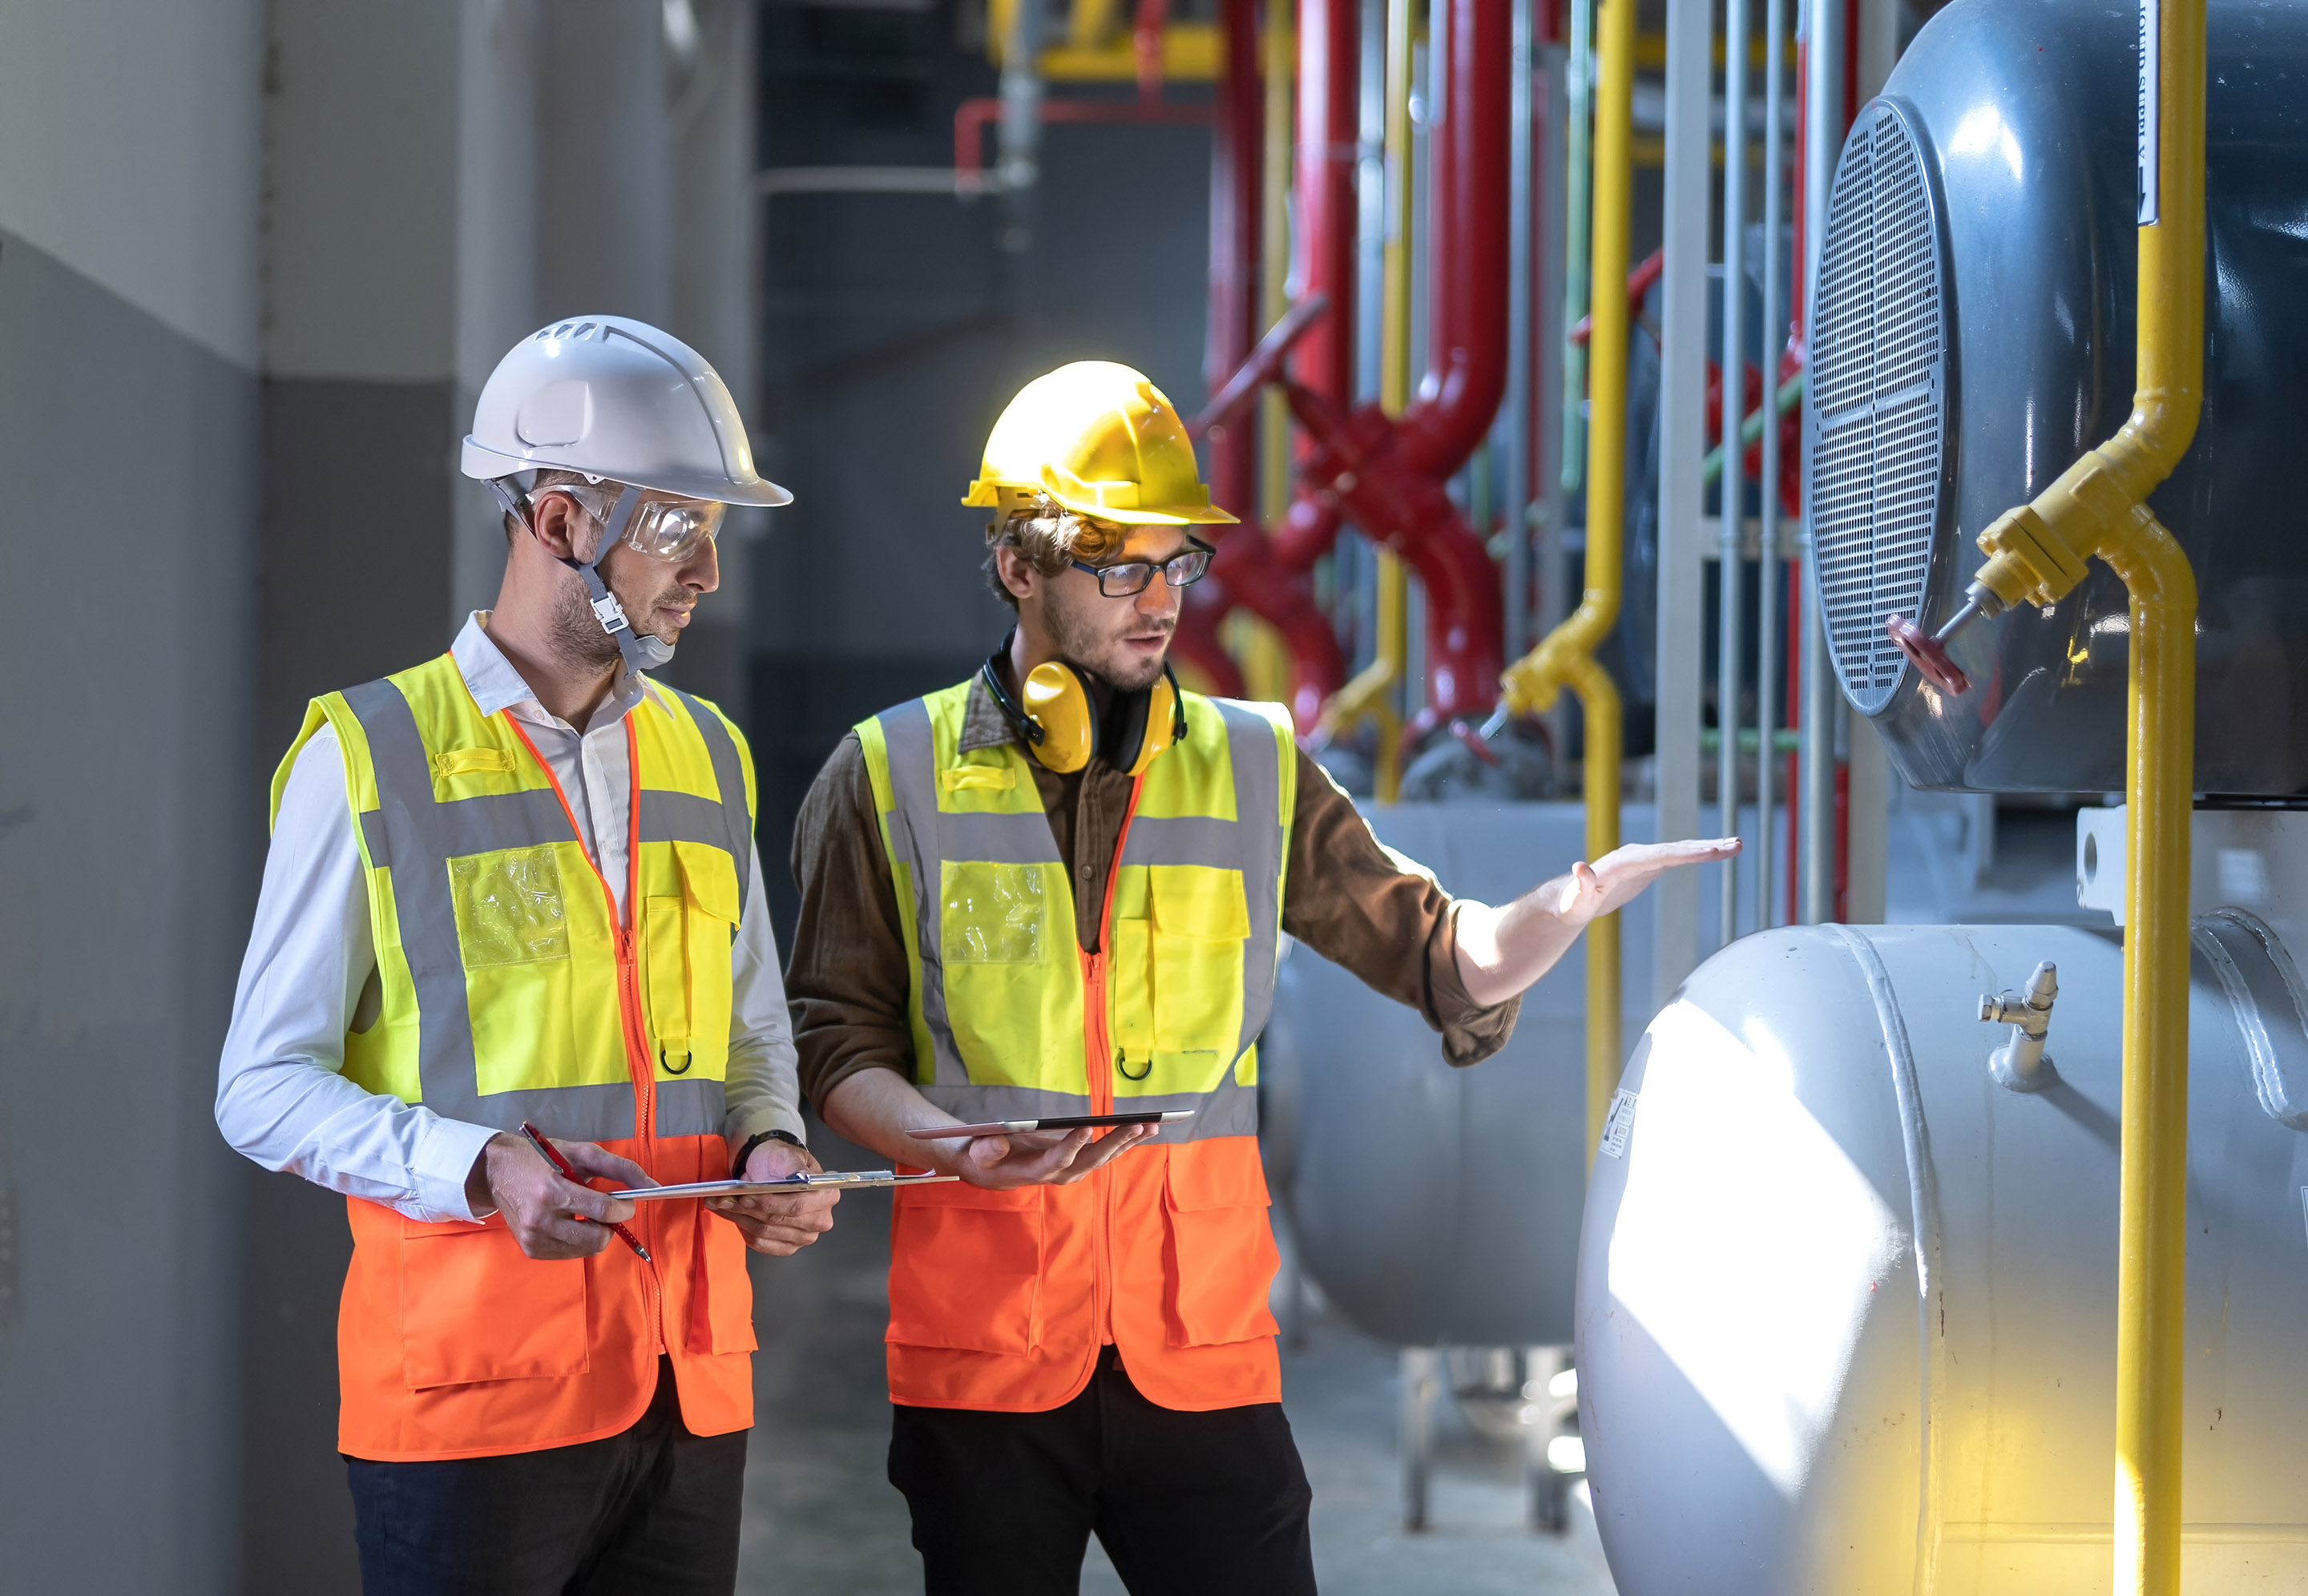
[1554, 836, 1743, 926]
[1455, 834, 1745, 1006]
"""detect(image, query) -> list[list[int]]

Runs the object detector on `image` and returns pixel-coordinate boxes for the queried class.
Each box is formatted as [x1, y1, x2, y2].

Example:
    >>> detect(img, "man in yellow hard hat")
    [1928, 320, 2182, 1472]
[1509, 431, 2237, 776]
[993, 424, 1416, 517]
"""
[785, 359, 1735, 1594]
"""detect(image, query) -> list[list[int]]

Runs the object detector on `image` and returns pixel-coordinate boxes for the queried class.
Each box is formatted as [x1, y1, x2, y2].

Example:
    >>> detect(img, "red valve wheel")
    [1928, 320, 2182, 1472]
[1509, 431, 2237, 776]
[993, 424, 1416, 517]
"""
[1886, 613, 1971, 697]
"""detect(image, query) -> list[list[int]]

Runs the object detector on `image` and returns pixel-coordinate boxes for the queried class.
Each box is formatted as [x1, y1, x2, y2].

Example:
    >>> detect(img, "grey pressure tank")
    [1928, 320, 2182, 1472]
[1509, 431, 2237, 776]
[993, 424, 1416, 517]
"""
[1576, 898, 2308, 1592]
[1804, 0, 2308, 796]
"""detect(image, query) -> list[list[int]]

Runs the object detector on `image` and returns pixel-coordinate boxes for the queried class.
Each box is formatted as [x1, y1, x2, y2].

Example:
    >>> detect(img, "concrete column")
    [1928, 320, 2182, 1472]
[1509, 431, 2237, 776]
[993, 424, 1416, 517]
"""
[0, 6, 265, 1593]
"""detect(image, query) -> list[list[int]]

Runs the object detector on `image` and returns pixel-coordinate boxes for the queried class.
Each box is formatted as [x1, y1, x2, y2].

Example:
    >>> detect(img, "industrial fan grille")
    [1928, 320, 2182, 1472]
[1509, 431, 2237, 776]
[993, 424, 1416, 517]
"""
[1806, 97, 1951, 715]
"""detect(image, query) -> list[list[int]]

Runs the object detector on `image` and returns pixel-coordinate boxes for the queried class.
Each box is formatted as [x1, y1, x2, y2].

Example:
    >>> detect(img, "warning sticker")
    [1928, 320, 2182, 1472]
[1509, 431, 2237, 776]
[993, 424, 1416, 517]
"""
[1600, 1089, 1640, 1159]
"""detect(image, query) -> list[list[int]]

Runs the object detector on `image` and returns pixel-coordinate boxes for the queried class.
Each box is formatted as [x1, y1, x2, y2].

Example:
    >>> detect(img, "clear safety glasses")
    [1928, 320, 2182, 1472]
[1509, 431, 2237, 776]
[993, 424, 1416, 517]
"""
[536, 483, 726, 564]
[1068, 536, 1216, 598]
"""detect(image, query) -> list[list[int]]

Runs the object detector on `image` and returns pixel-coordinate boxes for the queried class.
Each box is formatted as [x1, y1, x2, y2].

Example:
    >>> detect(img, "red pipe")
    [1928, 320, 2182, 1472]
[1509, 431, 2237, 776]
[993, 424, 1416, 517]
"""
[1207, 0, 1509, 731]
[1395, 0, 1511, 481]
[1186, 0, 1346, 727]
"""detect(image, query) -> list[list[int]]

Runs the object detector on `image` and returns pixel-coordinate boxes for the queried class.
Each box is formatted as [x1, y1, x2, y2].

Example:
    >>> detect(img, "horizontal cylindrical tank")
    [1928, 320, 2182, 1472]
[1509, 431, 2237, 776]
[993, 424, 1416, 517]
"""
[1804, 0, 2308, 796]
[1577, 917, 2308, 1593]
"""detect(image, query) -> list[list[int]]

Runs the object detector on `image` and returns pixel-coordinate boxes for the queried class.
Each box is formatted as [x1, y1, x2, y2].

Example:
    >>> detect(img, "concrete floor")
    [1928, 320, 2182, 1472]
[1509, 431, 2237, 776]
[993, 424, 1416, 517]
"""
[736, 1161, 1616, 1596]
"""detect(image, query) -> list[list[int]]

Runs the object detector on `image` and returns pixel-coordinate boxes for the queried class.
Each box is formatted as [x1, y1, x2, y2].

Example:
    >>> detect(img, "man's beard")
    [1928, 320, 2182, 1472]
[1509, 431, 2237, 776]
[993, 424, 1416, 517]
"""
[1043, 585, 1169, 692]
[545, 572, 683, 674]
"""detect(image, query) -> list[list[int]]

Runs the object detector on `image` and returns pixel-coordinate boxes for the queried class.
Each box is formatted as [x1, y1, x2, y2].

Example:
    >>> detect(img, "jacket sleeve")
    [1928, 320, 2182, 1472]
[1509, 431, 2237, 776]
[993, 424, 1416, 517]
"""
[786, 732, 921, 1113]
[1277, 749, 1520, 1066]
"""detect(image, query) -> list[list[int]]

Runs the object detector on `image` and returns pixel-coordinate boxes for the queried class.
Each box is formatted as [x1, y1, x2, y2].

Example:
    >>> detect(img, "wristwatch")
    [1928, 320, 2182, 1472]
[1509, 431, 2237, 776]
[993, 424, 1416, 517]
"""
[731, 1126, 803, 1179]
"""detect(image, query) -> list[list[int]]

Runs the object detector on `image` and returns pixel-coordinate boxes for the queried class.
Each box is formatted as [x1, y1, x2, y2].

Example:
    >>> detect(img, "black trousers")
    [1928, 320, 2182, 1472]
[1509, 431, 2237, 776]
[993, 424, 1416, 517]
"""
[888, 1345, 1317, 1596]
[345, 1357, 747, 1596]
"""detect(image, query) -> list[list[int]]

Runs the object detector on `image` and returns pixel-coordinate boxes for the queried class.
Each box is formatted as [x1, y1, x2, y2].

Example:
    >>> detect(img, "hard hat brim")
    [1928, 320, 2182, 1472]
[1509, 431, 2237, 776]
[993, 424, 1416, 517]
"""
[462, 437, 795, 509]
[959, 478, 1240, 526]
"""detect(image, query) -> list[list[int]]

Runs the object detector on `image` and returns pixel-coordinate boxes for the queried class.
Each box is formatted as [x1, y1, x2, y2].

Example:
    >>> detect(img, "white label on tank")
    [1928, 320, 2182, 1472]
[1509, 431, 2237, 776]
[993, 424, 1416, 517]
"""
[1600, 1090, 1639, 1159]
[2137, 0, 2161, 226]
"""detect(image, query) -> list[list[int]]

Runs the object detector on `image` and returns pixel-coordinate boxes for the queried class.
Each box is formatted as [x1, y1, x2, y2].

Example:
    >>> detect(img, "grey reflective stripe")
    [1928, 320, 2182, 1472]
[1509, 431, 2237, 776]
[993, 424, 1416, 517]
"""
[1117, 700, 1287, 1062]
[937, 809, 1075, 864]
[877, 699, 982, 1087]
[345, 679, 632, 1136]
[917, 1084, 1095, 1121]
[656, 1077, 728, 1139]
[358, 809, 392, 867]
[915, 1078, 1257, 1142]
[657, 687, 754, 919]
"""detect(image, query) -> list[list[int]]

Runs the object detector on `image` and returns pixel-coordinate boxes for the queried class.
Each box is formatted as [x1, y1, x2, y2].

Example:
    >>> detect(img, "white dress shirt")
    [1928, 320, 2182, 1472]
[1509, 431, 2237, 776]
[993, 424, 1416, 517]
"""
[216, 613, 805, 1224]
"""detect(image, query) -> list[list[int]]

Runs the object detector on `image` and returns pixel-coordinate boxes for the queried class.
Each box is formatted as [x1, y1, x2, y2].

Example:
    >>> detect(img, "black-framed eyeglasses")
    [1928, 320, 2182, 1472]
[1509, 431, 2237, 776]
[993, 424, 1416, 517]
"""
[1069, 537, 1216, 598]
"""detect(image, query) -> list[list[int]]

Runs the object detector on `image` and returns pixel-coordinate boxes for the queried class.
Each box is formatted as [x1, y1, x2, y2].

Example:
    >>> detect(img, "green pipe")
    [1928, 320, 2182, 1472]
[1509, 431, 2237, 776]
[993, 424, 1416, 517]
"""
[1701, 370, 1804, 486]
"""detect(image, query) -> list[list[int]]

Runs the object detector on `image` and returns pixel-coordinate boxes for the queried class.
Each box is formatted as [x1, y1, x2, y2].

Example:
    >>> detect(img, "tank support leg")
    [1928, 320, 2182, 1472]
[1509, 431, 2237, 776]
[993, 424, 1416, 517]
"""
[1400, 1347, 1438, 1531]
[1525, 1345, 1572, 1534]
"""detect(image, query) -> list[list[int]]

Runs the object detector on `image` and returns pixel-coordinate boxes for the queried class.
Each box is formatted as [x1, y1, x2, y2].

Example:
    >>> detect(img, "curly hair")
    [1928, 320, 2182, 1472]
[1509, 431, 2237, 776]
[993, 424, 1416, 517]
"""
[983, 495, 1128, 608]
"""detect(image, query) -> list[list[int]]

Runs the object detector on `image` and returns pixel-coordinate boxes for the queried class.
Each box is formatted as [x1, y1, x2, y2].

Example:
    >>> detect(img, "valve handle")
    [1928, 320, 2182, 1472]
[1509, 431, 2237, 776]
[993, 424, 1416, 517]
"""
[1886, 612, 1972, 697]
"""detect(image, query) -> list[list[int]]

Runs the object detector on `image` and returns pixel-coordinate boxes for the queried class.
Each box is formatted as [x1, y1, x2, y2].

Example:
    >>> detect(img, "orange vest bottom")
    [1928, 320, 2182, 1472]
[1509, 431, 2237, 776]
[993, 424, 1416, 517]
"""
[337, 1133, 757, 1461]
[886, 1134, 1281, 1413]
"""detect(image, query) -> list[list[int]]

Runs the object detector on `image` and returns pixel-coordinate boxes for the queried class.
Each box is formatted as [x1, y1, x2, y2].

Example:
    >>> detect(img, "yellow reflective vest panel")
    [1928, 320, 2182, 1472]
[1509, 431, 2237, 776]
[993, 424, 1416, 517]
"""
[275, 651, 761, 1459]
[857, 679, 1297, 1412]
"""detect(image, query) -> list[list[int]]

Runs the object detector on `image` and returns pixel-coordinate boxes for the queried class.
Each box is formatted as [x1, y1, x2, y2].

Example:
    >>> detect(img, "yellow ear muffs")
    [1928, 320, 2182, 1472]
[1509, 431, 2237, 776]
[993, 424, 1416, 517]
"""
[1018, 661, 1100, 774]
[1112, 668, 1185, 776]
[980, 636, 1188, 775]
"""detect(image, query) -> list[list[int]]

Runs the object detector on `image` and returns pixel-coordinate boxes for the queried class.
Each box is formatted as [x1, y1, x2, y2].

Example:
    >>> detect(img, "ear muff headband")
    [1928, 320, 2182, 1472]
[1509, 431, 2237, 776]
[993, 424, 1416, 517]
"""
[980, 635, 1188, 776]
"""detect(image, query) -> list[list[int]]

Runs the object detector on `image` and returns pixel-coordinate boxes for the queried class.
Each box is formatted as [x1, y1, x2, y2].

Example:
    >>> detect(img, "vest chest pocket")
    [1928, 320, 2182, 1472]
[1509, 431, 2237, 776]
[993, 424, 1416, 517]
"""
[644, 840, 740, 1079]
[1147, 866, 1249, 1060]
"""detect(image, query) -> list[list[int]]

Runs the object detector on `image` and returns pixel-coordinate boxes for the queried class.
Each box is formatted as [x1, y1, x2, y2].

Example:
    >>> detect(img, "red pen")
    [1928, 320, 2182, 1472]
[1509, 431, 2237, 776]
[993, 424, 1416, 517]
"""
[519, 1121, 652, 1262]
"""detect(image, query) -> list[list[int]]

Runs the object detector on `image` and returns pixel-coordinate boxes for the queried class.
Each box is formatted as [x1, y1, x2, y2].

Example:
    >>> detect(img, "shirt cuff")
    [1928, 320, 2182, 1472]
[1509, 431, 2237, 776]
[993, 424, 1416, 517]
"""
[1431, 902, 1523, 1068]
[410, 1116, 506, 1224]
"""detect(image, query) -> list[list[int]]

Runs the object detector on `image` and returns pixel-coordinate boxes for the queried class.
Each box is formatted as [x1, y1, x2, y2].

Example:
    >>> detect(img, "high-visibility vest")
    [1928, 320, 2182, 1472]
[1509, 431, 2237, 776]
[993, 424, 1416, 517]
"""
[278, 653, 761, 1461]
[856, 679, 1297, 1413]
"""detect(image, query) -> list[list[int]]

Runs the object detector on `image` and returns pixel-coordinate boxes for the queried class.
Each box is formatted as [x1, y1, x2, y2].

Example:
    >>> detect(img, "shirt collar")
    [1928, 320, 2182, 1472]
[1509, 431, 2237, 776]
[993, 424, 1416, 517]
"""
[451, 611, 658, 732]
[958, 671, 1024, 755]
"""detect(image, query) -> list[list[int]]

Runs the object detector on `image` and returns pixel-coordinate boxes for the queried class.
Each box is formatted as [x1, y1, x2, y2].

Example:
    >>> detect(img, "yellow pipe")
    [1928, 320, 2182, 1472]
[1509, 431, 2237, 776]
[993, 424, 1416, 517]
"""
[1321, 0, 1416, 798]
[1496, 0, 1632, 1159]
[1947, 2, 2203, 1589]
[1239, 0, 1297, 703]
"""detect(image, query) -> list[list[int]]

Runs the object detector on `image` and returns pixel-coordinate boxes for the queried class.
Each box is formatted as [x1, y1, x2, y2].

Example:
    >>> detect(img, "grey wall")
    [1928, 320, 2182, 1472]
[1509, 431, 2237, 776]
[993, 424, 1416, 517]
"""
[0, 5, 263, 1590]
[0, 231, 259, 1595]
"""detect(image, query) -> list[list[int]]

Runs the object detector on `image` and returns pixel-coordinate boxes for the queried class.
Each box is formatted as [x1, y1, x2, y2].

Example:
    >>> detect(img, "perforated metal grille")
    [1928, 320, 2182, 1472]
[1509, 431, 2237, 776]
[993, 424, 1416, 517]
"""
[1807, 99, 1950, 715]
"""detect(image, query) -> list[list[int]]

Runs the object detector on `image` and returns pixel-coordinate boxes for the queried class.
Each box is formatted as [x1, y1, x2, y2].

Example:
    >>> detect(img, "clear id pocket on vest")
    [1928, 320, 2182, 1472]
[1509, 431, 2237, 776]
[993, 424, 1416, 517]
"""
[450, 844, 571, 968]
[942, 860, 1047, 965]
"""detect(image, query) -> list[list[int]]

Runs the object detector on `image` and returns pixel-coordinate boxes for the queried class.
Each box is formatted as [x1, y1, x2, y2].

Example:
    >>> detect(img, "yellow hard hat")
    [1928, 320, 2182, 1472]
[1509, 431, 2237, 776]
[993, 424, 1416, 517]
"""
[963, 361, 1238, 526]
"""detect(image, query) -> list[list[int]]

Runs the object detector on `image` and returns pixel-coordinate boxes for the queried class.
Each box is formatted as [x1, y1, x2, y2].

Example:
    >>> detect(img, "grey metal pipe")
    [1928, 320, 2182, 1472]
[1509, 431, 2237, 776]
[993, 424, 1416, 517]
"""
[1798, 0, 1839, 924]
[1754, 0, 1787, 926]
[1503, 0, 1535, 663]
[1717, 0, 1749, 944]
[1559, 0, 1592, 496]
[998, 0, 1047, 250]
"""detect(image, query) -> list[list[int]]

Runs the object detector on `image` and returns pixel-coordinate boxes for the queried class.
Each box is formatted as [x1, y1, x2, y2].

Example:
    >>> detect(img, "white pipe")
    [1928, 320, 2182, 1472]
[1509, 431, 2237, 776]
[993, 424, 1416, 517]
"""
[1798, 0, 1839, 925]
[1503, 0, 1535, 664]
[1755, 0, 1787, 926]
[1653, 0, 1712, 998]
[1717, 0, 1749, 944]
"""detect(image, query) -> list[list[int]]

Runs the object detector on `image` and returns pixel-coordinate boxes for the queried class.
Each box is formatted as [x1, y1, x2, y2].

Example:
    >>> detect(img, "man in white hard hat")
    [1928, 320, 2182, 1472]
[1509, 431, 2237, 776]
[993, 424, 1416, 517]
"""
[217, 316, 830, 1594]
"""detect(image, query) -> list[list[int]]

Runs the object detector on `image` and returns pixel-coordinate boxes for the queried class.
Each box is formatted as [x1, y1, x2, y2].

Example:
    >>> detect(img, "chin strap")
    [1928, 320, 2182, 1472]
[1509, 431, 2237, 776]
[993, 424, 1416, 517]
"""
[491, 478, 675, 677]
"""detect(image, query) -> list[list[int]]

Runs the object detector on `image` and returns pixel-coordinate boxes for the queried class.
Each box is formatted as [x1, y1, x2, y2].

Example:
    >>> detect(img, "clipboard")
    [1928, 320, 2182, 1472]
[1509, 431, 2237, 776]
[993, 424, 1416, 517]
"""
[608, 1171, 958, 1201]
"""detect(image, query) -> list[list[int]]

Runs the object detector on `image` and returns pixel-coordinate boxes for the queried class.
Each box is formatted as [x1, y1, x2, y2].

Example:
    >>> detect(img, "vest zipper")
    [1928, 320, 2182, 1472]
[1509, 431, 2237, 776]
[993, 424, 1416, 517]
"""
[507, 717, 668, 1356]
[1086, 778, 1144, 1348]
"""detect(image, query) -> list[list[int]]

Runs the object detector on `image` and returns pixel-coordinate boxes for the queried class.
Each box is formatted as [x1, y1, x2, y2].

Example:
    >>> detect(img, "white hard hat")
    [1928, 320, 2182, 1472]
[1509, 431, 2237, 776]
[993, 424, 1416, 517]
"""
[461, 315, 792, 507]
